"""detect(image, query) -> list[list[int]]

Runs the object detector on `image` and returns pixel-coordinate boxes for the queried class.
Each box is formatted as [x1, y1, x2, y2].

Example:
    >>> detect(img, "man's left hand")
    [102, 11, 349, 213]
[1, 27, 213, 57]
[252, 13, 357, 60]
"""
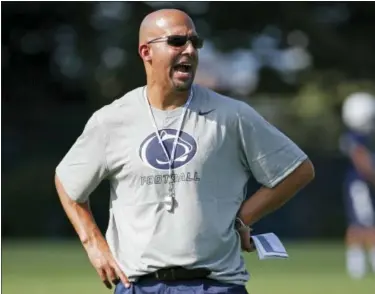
[238, 227, 255, 252]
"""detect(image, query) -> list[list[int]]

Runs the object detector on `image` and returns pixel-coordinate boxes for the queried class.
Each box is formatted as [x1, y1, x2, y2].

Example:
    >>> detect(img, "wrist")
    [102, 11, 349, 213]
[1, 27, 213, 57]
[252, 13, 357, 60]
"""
[235, 217, 250, 232]
[80, 227, 104, 248]
[237, 208, 254, 227]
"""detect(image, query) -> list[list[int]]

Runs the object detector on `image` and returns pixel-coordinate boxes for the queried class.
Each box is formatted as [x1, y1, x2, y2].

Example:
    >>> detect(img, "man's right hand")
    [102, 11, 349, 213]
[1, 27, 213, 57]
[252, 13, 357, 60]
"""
[55, 175, 131, 289]
[84, 239, 131, 289]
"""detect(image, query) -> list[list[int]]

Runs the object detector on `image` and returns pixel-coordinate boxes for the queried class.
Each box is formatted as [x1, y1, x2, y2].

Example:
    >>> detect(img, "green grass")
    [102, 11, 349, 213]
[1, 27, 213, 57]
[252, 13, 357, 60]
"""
[2, 240, 374, 294]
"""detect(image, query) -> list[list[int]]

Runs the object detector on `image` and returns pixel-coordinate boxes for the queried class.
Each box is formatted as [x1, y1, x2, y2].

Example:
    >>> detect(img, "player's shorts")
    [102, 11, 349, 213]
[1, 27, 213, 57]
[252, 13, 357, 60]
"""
[115, 279, 248, 294]
[344, 173, 375, 227]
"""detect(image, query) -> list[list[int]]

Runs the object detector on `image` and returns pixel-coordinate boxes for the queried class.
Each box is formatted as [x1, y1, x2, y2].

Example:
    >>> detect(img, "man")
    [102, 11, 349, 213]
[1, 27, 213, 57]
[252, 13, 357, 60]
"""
[340, 92, 375, 279]
[55, 9, 314, 294]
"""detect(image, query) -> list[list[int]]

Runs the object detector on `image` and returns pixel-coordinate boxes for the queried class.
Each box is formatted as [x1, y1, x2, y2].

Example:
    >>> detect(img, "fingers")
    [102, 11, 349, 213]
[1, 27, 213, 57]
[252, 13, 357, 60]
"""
[238, 227, 254, 252]
[249, 238, 256, 252]
[242, 238, 253, 252]
[97, 265, 125, 290]
[244, 238, 256, 252]
[106, 265, 118, 288]
[88, 247, 131, 290]
[114, 265, 131, 288]
[97, 268, 113, 289]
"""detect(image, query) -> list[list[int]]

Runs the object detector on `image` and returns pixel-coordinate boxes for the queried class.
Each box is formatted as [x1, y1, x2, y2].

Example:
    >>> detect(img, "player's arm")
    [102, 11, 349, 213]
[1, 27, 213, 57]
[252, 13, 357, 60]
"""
[55, 175, 129, 289]
[236, 102, 314, 227]
[55, 175, 100, 245]
[238, 158, 314, 226]
[55, 113, 130, 289]
[349, 144, 375, 186]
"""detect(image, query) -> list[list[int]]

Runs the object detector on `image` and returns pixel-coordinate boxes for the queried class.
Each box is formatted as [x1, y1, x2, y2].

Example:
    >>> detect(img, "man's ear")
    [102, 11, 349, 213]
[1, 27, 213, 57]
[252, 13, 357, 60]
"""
[139, 44, 152, 62]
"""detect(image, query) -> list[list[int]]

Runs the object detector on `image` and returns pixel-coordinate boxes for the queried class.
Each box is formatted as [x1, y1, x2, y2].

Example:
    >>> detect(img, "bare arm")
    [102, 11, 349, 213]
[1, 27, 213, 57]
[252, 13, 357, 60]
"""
[55, 174, 102, 245]
[238, 159, 315, 226]
[55, 174, 130, 289]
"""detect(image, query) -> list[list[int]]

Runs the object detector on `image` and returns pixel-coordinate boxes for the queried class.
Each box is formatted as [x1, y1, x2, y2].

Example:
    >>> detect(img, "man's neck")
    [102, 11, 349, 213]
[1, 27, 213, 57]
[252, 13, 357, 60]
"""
[146, 85, 190, 110]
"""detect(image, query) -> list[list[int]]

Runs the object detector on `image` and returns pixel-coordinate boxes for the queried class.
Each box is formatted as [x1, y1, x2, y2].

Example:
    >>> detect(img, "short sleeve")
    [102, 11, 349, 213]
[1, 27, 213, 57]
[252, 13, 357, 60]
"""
[339, 131, 366, 156]
[55, 113, 109, 202]
[238, 103, 308, 188]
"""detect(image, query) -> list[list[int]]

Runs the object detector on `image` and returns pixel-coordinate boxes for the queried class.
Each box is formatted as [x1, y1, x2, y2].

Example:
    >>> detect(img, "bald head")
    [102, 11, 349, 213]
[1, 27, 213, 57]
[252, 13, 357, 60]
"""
[138, 9, 200, 95]
[139, 9, 195, 45]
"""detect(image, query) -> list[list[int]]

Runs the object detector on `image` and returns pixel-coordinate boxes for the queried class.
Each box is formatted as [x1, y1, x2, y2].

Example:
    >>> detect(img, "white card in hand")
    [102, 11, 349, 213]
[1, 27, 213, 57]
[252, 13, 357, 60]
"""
[251, 232, 289, 260]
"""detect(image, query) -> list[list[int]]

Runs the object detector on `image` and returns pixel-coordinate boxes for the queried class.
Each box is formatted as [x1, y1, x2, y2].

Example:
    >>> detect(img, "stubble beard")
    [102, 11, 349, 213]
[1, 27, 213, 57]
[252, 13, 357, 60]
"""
[171, 72, 195, 92]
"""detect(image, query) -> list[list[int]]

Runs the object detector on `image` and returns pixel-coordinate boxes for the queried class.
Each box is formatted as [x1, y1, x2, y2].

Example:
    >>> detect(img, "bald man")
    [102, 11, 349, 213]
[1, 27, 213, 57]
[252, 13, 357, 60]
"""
[55, 9, 314, 294]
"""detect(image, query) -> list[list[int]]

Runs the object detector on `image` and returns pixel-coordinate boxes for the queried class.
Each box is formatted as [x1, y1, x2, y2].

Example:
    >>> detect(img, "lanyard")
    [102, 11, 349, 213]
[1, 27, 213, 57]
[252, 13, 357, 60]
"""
[143, 87, 194, 211]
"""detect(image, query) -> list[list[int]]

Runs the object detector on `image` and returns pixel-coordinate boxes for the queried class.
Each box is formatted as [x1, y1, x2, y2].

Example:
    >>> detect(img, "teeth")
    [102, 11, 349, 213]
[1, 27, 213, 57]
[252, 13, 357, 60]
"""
[173, 63, 192, 73]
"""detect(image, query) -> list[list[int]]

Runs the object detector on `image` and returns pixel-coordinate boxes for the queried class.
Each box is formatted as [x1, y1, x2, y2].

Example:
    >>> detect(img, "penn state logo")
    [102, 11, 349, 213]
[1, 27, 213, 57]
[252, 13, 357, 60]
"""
[139, 129, 197, 170]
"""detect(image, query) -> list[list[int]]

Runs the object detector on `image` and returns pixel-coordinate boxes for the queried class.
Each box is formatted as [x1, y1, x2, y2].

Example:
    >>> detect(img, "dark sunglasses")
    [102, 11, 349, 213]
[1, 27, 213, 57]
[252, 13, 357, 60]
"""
[147, 35, 204, 49]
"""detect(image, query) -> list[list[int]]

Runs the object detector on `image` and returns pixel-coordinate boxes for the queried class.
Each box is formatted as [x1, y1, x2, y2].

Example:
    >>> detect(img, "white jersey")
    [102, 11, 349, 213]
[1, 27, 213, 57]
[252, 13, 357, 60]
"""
[56, 84, 307, 285]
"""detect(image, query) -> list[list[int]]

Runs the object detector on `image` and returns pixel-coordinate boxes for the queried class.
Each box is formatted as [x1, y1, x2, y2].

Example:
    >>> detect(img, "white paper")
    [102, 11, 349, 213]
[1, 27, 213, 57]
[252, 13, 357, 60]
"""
[251, 232, 289, 260]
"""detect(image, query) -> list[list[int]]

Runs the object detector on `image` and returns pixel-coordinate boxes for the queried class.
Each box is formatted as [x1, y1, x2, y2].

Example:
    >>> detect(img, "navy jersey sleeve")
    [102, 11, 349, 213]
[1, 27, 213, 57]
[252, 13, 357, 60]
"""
[340, 131, 367, 156]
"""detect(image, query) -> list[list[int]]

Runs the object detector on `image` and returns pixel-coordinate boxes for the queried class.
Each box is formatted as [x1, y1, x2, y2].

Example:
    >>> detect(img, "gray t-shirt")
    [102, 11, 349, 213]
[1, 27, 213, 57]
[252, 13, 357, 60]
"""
[56, 84, 307, 285]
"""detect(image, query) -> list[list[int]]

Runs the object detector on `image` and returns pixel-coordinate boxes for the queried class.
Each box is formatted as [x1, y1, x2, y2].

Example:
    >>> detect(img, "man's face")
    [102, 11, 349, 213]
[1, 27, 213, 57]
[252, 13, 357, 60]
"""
[147, 24, 202, 92]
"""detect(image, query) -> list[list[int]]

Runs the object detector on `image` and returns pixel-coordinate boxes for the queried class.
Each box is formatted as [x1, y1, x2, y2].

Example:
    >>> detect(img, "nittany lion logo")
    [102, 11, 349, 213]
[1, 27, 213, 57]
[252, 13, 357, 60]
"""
[139, 129, 197, 170]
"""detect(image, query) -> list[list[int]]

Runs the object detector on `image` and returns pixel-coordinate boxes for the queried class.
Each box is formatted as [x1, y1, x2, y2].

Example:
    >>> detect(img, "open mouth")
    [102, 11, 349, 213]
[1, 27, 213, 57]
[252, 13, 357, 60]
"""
[173, 63, 192, 73]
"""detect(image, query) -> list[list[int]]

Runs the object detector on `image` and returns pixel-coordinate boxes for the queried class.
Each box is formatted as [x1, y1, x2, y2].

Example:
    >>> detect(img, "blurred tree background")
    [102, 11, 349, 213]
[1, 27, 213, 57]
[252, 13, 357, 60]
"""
[2, 1, 375, 239]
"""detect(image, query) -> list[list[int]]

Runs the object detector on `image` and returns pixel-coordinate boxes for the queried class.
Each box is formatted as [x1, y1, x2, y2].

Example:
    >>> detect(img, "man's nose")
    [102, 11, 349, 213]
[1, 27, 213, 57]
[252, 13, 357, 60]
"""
[182, 40, 196, 55]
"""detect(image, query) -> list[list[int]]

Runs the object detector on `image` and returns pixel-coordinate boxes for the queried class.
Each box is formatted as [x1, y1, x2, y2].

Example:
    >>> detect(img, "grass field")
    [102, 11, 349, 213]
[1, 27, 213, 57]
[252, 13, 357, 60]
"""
[2, 240, 374, 294]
